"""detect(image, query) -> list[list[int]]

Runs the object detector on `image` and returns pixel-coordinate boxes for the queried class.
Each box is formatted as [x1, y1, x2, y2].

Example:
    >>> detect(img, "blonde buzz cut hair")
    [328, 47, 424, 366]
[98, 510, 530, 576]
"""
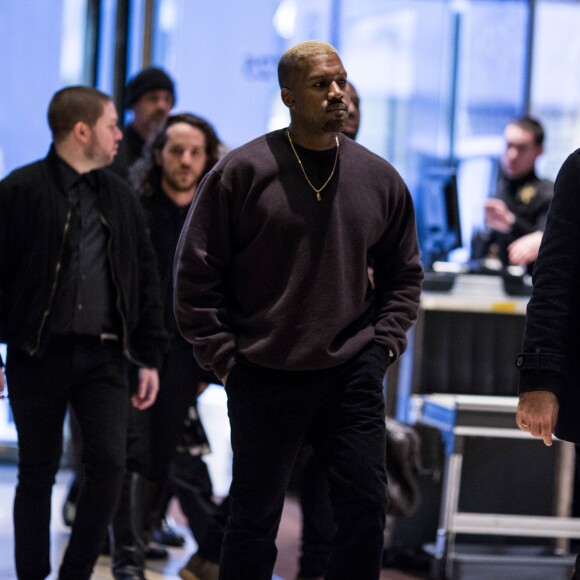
[278, 40, 338, 88]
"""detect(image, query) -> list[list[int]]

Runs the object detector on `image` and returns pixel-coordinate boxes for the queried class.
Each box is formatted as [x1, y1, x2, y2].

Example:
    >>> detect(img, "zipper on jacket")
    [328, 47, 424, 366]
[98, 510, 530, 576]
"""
[100, 214, 147, 368]
[30, 208, 72, 356]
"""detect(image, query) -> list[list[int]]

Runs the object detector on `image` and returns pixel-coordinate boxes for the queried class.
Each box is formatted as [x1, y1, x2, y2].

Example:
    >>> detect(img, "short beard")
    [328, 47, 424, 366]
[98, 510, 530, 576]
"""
[164, 173, 197, 193]
[145, 111, 168, 133]
[85, 136, 111, 168]
[323, 118, 346, 133]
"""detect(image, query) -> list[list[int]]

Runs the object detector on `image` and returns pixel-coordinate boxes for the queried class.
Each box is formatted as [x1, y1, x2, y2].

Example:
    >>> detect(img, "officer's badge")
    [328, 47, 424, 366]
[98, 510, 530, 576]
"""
[518, 185, 537, 205]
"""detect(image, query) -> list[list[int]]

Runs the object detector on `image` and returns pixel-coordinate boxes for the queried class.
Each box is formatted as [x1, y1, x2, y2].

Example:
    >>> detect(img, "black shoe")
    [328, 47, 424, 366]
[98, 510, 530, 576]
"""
[113, 565, 146, 580]
[146, 544, 169, 560]
[151, 517, 186, 547]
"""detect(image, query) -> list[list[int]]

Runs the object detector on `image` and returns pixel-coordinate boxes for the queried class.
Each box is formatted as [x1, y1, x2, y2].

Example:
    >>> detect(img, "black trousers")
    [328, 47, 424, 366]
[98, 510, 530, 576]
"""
[298, 444, 335, 578]
[155, 346, 226, 552]
[122, 345, 209, 480]
[111, 343, 224, 571]
[220, 343, 389, 580]
[6, 337, 129, 580]
[170, 451, 229, 562]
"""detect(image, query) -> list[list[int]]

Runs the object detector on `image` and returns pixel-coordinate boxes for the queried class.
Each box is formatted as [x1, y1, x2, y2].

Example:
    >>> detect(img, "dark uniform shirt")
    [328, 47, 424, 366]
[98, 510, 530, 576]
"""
[473, 168, 553, 271]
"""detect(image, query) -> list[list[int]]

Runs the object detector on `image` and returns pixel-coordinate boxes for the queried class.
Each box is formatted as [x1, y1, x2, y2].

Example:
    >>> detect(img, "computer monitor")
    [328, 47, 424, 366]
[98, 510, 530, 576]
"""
[415, 165, 462, 270]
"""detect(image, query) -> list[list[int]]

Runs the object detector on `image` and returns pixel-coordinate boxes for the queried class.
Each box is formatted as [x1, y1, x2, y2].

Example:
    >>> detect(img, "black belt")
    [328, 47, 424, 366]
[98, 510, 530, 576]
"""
[99, 332, 120, 344]
[50, 333, 120, 345]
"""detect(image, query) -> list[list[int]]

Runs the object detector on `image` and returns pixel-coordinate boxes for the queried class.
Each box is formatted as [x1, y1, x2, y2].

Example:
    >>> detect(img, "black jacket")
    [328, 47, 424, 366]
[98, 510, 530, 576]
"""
[142, 187, 187, 343]
[0, 146, 168, 368]
[517, 149, 580, 443]
[141, 186, 216, 387]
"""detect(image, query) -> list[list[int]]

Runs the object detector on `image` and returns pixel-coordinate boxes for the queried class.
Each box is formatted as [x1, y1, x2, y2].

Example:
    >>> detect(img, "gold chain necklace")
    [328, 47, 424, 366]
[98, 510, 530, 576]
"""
[286, 129, 339, 201]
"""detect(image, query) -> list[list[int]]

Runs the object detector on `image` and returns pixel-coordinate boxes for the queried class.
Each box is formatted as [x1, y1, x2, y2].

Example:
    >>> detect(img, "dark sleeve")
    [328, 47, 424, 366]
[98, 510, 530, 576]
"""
[517, 153, 580, 396]
[173, 170, 236, 379]
[370, 180, 424, 362]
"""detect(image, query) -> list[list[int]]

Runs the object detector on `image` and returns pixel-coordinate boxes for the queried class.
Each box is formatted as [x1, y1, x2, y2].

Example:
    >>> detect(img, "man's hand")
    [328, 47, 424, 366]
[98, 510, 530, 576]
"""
[367, 266, 375, 289]
[516, 390, 559, 446]
[508, 231, 543, 265]
[485, 199, 516, 233]
[131, 367, 160, 410]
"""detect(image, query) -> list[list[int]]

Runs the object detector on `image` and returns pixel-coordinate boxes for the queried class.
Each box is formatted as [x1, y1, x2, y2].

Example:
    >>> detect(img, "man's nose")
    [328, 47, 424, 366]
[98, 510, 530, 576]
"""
[329, 81, 344, 99]
[156, 98, 172, 111]
[506, 146, 518, 159]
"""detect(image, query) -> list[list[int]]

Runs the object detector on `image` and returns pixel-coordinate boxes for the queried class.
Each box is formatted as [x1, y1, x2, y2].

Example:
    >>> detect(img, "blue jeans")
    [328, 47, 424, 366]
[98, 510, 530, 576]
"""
[220, 342, 388, 580]
[7, 336, 129, 580]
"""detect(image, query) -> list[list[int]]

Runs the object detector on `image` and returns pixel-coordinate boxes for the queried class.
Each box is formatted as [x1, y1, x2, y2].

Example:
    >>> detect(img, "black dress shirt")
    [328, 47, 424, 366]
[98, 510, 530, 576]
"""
[49, 158, 119, 336]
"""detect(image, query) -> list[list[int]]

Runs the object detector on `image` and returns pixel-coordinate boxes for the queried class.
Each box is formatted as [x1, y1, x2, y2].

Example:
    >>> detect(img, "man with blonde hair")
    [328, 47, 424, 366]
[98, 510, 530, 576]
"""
[174, 40, 422, 579]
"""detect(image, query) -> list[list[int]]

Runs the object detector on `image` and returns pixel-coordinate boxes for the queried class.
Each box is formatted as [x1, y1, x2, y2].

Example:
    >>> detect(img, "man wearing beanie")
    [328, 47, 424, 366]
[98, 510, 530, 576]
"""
[111, 66, 176, 178]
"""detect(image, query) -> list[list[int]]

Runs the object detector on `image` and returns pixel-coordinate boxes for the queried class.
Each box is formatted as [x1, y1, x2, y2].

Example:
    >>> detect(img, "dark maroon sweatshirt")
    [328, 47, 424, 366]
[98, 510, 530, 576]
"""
[174, 129, 423, 379]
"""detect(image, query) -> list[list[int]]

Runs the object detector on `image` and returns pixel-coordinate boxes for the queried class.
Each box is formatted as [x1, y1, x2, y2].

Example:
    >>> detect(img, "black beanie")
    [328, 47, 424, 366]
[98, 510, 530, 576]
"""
[124, 66, 176, 108]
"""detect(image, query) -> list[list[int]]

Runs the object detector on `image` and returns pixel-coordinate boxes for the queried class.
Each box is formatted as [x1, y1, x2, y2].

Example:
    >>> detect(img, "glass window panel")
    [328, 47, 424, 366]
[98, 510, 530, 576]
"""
[453, 0, 529, 255]
[152, 0, 286, 148]
[454, 0, 528, 143]
[96, 0, 118, 95]
[340, 0, 529, 258]
[532, 0, 580, 180]
[127, 0, 147, 75]
[342, 0, 452, 185]
[0, 0, 89, 176]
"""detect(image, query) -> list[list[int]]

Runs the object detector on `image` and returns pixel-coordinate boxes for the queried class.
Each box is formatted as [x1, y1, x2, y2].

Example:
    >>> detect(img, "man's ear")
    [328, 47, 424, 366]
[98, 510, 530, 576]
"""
[281, 88, 294, 109]
[72, 121, 90, 144]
